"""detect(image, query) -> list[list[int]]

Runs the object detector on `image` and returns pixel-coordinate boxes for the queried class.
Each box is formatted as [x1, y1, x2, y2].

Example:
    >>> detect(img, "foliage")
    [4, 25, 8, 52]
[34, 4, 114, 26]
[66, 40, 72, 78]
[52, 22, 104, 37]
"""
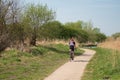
[39, 21, 63, 40]
[64, 21, 106, 43]
[64, 21, 83, 29]
[95, 33, 107, 42]
[112, 32, 120, 39]
[22, 4, 55, 45]
[39, 20, 89, 42]
[0, 0, 21, 52]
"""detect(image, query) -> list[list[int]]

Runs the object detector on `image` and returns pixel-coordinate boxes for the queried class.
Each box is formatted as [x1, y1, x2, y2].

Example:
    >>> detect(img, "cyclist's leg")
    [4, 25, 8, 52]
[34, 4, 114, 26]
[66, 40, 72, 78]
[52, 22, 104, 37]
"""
[69, 49, 72, 60]
[69, 49, 73, 61]
[69, 48, 71, 59]
[72, 47, 75, 60]
[69, 46, 74, 61]
[72, 51, 74, 60]
[70, 48, 74, 60]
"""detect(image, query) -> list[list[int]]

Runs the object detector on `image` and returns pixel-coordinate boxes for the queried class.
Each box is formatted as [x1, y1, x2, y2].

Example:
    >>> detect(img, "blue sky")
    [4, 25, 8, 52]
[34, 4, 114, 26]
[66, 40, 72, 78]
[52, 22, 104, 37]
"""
[22, 0, 120, 36]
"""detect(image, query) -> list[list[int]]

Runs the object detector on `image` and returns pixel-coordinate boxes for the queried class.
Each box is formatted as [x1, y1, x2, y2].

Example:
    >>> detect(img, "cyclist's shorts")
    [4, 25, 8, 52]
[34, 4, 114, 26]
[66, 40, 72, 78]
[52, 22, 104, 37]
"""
[70, 45, 74, 51]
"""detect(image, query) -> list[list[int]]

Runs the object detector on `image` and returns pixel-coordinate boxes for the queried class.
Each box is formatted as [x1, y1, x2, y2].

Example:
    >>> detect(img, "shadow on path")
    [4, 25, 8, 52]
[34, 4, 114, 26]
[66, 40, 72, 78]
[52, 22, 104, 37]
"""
[73, 60, 89, 62]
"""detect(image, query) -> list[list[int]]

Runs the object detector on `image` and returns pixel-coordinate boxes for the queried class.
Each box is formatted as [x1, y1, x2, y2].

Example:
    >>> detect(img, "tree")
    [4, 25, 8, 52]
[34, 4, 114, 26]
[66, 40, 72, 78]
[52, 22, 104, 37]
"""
[65, 21, 82, 30]
[93, 27, 100, 33]
[96, 33, 107, 42]
[39, 21, 63, 40]
[22, 4, 55, 46]
[0, 0, 21, 51]
[112, 32, 120, 39]
[63, 22, 88, 42]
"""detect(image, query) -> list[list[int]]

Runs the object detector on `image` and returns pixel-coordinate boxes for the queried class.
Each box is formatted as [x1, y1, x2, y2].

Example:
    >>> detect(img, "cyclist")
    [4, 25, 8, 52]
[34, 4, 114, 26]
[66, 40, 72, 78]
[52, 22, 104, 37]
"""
[69, 37, 76, 61]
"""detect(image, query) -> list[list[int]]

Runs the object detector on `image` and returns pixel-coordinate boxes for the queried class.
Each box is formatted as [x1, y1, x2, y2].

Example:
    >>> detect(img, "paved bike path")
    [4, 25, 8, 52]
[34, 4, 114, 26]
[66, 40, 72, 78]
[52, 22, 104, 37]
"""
[44, 49, 96, 80]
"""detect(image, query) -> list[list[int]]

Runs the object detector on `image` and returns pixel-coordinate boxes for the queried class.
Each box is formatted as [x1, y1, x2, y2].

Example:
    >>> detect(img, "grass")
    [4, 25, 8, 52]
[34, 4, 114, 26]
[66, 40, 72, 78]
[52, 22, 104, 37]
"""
[81, 48, 120, 80]
[0, 43, 83, 80]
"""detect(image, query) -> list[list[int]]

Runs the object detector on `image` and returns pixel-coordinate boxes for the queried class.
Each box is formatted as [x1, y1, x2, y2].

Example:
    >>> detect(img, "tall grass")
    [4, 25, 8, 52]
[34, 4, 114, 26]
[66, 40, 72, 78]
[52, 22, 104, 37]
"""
[81, 48, 120, 80]
[99, 37, 120, 51]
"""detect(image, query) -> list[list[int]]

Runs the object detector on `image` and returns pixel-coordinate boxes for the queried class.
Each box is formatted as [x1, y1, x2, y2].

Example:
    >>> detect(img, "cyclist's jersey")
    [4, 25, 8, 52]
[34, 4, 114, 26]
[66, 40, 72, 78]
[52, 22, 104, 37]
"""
[69, 40, 75, 51]
[69, 41, 75, 46]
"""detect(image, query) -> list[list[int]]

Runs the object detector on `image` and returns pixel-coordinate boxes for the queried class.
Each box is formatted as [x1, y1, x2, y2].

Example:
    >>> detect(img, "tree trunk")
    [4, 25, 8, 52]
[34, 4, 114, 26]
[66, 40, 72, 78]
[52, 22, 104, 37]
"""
[30, 27, 37, 46]
[30, 34, 36, 46]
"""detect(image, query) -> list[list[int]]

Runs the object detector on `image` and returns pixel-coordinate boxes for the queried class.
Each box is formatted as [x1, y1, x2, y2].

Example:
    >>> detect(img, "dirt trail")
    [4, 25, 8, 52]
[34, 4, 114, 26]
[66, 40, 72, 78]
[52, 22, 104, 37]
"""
[44, 48, 96, 80]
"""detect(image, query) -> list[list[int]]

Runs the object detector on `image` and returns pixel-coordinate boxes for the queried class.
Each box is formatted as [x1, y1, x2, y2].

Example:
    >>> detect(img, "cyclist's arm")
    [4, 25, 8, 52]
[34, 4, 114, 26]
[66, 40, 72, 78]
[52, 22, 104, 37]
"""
[73, 42, 76, 48]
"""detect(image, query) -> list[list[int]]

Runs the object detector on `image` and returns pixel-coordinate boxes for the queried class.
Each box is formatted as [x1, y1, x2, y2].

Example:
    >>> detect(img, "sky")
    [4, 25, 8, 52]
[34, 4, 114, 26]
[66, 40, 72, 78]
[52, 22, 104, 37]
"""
[22, 0, 120, 36]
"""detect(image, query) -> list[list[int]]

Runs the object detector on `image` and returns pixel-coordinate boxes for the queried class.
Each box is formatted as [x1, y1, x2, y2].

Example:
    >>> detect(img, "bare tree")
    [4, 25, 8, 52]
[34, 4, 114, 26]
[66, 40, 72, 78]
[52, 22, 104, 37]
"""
[0, 0, 21, 52]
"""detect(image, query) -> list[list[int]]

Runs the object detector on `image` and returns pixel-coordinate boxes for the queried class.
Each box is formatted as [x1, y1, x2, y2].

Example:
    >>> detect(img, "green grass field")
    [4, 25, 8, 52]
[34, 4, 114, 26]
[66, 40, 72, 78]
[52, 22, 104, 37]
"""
[81, 48, 120, 80]
[0, 44, 83, 80]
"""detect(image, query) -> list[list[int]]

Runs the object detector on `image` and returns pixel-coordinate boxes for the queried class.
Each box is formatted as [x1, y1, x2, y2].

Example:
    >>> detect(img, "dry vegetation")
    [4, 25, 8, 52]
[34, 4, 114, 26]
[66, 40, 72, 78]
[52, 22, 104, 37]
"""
[99, 37, 120, 51]
[36, 39, 80, 47]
